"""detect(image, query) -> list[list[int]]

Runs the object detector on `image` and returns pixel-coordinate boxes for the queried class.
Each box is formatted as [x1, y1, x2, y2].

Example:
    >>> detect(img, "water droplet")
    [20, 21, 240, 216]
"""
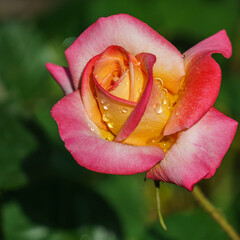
[100, 99, 105, 104]
[182, 54, 185, 59]
[120, 108, 128, 114]
[106, 113, 111, 118]
[162, 88, 168, 94]
[155, 78, 163, 87]
[154, 103, 163, 114]
[162, 99, 168, 105]
[107, 122, 114, 129]
[102, 114, 110, 122]
[88, 124, 95, 132]
[103, 103, 110, 110]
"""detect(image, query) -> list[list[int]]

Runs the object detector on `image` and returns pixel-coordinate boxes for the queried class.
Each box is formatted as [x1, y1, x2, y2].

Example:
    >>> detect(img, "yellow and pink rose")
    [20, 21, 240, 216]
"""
[46, 14, 237, 191]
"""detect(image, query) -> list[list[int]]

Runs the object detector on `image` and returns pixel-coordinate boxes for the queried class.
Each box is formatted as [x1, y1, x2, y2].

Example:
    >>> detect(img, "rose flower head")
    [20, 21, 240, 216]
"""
[46, 14, 238, 191]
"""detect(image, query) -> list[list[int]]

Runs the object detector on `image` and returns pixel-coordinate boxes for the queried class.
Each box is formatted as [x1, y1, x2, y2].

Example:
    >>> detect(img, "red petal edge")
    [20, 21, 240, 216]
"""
[164, 30, 232, 135]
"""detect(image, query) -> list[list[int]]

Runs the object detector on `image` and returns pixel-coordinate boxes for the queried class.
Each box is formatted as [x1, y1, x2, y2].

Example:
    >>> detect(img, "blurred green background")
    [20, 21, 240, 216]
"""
[0, 0, 239, 239]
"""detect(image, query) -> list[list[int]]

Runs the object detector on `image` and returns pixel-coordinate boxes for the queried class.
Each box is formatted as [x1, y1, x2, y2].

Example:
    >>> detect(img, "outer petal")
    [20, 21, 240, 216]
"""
[51, 90, 164, 175]
[65, 14, 184, 93]
[46, 63, 74, 95]
[184, 30, 232, 68]
[164, 30, 232, 135]
[147, 108, 238, 191]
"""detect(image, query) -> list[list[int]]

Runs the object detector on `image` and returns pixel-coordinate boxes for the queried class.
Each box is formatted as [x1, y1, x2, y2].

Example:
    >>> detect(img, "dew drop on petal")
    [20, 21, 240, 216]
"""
[88, 123, 95, 132]
[155, 78, 163, 87]
[100, 99, 105, 104]
[120, 108, 128, 114]
[162, 88, 168, 94]
[103, 103, 110, 110]
[106, 112, 111, 118]
[154, 103, 163, 114]
[107, 122, 114, 129]
[102, 114, 110, 122]
[162, 99, 168, 105]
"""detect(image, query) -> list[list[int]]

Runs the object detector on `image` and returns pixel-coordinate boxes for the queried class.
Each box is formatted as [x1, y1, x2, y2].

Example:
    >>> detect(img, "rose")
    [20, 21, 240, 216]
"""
[46, 14, 237, 191]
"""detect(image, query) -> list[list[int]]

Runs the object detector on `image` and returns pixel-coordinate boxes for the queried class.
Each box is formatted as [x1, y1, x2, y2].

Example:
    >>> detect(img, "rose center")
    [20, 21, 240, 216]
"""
[89, 45, 179, 147]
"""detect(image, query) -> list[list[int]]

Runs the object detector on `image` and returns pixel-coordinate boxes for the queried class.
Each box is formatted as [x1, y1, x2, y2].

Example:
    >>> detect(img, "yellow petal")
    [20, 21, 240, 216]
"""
[123, 80, 177, 145]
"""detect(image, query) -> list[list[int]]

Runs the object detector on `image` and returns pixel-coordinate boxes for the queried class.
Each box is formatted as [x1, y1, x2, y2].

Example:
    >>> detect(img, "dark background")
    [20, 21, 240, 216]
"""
[0, 0, 240, 239]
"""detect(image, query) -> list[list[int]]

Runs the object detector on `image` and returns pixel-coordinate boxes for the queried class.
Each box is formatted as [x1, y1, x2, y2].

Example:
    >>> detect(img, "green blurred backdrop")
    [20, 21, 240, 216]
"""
[0, 0, 239, 239]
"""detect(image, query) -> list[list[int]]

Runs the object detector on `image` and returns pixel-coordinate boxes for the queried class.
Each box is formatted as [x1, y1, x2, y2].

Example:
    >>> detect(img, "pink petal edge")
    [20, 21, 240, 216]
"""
[46, 63, 74, 95]
[51, 90, 164, 175]
[147, 108, 238, 191]
[164, 30, 232, 135]
[65, 14, 184, 92]
[184, 30, 232, 69]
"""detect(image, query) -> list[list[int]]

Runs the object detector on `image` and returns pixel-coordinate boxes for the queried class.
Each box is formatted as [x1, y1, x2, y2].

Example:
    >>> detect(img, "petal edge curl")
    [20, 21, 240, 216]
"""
[147, 108, 238, 191]
[164, 30, 232, 135]
[51, 90, 164, 175]
[46, 63, 74, 95]
[65, 14, 184, 93]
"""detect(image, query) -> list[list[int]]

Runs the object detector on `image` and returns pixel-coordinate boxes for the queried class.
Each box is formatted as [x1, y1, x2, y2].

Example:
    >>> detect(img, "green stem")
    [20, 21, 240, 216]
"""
[154, 181, 167, 231]
[192, 186, 240, 240]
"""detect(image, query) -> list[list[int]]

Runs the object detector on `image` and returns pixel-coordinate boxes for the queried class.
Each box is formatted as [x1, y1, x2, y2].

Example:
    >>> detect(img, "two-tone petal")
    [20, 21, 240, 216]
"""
[164, 30, 232, 135]
[52, 90, 164, 175]
[147, 108, 238, 190]
[65, 14, 185, 93]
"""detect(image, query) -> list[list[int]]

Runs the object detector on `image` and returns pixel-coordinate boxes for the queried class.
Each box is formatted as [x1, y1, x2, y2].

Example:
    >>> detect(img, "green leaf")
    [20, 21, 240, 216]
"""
[0, 106, 37, 190]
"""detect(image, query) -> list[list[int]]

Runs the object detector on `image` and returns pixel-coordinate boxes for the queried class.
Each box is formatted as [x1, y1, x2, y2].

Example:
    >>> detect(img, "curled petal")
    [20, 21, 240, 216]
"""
[81, 55, 108, 130]
[46, 63, 74, 95]
[123, 76, 171, 146]
[184, 30, 232, 69]
[65, 14, 184, 93]
[147, 108, 238, 191]
[51, 90, 164, 175]
[114, 53, 156, 142]
[94, 75, 136, 135]
[164, 30, 232, 135]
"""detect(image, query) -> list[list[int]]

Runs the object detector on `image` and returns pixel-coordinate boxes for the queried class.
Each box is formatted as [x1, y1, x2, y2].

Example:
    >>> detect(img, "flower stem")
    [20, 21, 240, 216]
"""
[192, 186, 240, 240]
[154, 181, 167, 231]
